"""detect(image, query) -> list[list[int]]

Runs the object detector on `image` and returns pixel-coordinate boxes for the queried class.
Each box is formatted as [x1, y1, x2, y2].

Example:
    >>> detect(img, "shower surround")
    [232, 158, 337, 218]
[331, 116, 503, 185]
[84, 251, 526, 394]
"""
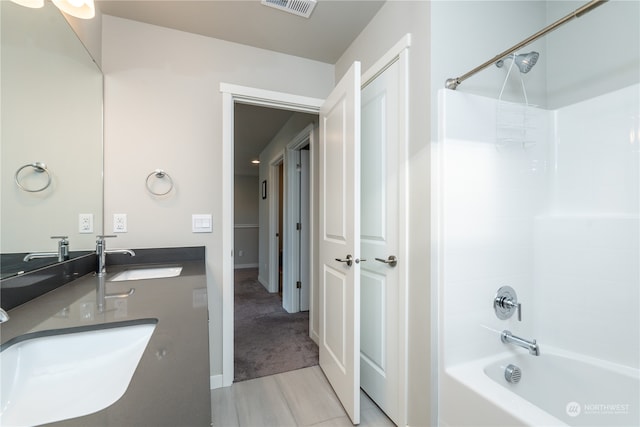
[436, 84, 639, 426]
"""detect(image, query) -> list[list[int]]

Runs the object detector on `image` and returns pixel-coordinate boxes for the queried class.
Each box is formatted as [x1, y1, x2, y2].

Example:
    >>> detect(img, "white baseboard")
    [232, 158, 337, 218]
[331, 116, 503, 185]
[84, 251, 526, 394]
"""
[258, 275, 269, 289]
[234, 263, 258, 269]
[210, 374, 224, 390]
[310, 330, 319, 345]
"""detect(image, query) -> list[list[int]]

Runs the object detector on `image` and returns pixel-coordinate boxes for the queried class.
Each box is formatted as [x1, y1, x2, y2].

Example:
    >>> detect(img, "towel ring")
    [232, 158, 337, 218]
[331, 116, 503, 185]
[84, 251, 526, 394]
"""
[145, 169, 174, 196]
[15, 162, 52, 193]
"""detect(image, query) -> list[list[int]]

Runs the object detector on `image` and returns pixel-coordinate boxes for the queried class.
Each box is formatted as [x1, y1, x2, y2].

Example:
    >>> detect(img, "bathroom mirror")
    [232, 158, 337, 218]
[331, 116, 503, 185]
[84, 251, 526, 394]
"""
[0, 1, 103, 279]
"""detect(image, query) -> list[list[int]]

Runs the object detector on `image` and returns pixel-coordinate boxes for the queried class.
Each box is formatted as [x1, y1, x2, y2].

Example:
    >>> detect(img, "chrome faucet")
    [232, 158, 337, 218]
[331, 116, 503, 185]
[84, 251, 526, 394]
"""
[96, 235, 135, 277]
[0, 308, 9, 323]
[501, 330, 539, 356]
[23, 236, 70, 262]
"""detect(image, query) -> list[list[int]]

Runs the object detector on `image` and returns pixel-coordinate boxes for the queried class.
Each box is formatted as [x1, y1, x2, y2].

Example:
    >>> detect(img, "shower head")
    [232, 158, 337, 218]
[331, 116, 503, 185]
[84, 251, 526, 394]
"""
[496, 51, 539, 73]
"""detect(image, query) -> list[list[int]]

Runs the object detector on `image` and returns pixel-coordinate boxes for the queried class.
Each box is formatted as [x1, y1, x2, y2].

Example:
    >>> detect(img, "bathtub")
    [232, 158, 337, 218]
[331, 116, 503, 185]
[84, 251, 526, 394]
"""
[441, 348, 639, 426]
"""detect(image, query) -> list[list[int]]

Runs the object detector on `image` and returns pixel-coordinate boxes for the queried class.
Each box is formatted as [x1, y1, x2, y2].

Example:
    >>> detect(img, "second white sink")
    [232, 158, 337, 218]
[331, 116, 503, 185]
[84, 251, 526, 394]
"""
[109, 266, 182, 282]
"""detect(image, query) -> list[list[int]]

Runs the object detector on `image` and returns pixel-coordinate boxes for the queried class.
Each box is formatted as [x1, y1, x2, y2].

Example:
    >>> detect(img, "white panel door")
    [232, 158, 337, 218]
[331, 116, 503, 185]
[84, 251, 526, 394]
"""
[319, 61, 361, 425]
[360, 60, 400, 423]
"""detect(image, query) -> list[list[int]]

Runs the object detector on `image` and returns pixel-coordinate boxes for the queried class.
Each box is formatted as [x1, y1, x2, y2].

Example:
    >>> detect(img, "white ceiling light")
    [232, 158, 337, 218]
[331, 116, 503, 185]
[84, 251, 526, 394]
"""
[261, 0, 317, 19]
[10, 0, 95, 19]
[52, 0, 95, 19]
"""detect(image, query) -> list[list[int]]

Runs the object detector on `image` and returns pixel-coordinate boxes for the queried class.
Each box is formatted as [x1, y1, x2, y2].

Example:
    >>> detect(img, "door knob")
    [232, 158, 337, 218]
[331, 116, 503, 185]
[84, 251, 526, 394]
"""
[374, 255, 397, 267]
[335, 255, 366, 267]
[335, 254, 354, 266]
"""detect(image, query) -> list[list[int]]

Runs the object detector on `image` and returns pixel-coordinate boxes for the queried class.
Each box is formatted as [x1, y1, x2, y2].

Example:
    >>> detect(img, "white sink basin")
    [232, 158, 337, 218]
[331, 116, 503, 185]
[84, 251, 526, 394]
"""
[109, 266, 182, 282]
[0, 319, 157, 426]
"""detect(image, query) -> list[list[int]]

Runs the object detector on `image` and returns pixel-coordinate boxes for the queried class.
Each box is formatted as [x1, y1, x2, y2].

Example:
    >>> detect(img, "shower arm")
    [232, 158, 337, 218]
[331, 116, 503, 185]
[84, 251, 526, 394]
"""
[444, 0, 608, 90]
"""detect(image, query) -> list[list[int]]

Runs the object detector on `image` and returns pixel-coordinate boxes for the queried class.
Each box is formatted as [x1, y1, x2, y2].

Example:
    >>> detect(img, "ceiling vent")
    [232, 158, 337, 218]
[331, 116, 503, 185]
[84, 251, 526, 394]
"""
[261, 0, 317, 19]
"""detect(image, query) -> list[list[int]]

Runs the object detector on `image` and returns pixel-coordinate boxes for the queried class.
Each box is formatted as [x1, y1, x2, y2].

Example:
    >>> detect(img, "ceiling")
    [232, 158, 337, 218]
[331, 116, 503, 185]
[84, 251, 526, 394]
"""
[96, 0, 385, 64]
[96, 0, 385, 176]
[234, 104, 316, 176]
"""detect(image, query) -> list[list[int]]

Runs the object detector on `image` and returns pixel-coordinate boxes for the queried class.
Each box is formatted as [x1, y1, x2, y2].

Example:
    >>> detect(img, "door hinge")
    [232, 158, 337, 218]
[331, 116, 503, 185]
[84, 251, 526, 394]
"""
[296, 281, 302, 289]
[296, 222, 301, 231]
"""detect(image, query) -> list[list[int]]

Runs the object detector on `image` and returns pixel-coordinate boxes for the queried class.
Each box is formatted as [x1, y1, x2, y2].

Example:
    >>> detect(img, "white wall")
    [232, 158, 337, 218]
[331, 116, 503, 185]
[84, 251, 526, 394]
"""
[430, 0, 640, 132]
[430, 0, 547, 142]
[234, 175, 259, 269]
[335, 1, 432, 424]
[545, 0, 640, 109]
[101, 15, 333, 378]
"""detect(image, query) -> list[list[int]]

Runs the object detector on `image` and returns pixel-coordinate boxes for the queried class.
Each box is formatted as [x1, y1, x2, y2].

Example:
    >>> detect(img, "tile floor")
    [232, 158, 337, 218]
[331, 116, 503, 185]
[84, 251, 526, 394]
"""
[211, 366, 395, 426]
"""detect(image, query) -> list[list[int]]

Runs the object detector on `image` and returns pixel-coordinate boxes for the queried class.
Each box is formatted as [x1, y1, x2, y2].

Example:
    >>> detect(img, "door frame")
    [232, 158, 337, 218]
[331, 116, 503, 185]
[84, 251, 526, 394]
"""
[283, 124, 315, 313]
[220, 83, 323, 387]
[268, 153, 284, 294]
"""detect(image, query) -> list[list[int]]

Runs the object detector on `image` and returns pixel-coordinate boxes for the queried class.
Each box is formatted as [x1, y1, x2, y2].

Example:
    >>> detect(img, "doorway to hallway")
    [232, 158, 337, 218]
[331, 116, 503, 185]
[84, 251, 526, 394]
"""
[220, 50, 410, 421]
[232, 101, 318, 382]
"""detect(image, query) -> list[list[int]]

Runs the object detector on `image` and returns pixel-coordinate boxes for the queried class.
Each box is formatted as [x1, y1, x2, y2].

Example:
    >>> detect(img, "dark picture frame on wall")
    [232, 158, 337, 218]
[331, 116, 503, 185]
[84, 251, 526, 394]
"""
[261, 180, 267, 199]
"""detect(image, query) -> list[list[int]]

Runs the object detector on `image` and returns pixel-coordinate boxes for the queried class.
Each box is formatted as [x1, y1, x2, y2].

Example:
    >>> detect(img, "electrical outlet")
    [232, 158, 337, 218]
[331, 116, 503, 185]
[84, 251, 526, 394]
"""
[238, 250, 244, 257]
[113, 213, 127, 233]
[79, 213, 93, 233]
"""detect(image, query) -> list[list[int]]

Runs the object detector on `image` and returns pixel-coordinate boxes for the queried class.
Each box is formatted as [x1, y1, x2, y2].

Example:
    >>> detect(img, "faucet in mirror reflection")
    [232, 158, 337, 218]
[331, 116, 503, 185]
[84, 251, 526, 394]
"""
[23, 236, 69, 262]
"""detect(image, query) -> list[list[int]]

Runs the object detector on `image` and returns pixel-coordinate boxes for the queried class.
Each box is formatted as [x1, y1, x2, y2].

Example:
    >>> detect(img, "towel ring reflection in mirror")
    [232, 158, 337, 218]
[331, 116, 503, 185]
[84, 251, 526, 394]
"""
[145, 169, 174, 196]
[15, 162, 52, 193]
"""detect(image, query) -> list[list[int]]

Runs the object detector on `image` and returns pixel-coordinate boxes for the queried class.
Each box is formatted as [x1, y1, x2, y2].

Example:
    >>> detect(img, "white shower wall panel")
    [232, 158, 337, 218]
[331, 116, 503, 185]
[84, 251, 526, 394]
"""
[533, 84, 640, 369]
[548, 85, 640, 215]
[533, 216, 639, 368]
[439, 86, 639, 368]
[438, 90, 551, 367]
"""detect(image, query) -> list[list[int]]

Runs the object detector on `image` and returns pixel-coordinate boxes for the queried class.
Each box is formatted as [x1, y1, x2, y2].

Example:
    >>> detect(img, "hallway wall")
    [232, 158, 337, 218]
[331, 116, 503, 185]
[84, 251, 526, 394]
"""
[234, 175, 259, 269]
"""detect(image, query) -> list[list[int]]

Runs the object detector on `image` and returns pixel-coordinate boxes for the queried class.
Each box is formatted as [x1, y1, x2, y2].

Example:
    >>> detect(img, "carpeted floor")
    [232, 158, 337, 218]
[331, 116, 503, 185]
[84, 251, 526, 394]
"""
[234, 268, 318, 382]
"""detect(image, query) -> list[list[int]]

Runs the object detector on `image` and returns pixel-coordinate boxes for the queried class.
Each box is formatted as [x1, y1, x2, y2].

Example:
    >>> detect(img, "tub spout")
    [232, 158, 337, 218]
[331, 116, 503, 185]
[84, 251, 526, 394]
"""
[501, 330, 539, 356]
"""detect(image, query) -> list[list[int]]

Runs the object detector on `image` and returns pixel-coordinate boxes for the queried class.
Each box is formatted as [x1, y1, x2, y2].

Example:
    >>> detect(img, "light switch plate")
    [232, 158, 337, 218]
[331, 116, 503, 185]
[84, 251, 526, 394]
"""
[192, 214, 212, 233]
[79, 213, 94, 233]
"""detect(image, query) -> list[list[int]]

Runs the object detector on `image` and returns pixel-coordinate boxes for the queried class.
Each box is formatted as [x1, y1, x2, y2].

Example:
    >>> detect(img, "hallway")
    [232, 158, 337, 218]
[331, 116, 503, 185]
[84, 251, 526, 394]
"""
[234, 268, 318, 382]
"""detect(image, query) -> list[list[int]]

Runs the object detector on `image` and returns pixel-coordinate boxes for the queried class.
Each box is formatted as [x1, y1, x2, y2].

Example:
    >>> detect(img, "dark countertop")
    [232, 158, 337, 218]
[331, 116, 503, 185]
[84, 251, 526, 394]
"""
[0, 261, 211, 427]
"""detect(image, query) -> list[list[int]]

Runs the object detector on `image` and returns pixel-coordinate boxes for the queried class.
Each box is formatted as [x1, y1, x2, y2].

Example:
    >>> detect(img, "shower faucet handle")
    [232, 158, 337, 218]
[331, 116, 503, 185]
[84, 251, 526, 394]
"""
[494, 286, 521, 321]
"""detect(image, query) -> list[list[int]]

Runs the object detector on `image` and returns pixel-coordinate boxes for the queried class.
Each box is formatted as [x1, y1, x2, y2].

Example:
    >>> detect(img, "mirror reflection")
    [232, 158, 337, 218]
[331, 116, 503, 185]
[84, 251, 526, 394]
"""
[1, 1, 103, 279]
